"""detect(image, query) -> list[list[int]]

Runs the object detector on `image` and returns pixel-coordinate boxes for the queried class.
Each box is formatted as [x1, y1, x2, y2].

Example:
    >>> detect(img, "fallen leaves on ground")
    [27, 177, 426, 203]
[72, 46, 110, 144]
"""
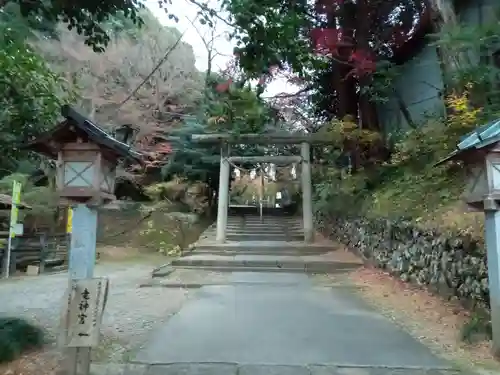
[0, 349, 61, 375]
[347, 266, 498, 372]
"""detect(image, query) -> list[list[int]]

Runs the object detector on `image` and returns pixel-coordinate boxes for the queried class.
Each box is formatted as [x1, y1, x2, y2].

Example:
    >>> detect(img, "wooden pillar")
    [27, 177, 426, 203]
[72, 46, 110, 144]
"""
[216, 144, 230, 243]
[66, 203, 98, 375]
[301, 142, 314, 243]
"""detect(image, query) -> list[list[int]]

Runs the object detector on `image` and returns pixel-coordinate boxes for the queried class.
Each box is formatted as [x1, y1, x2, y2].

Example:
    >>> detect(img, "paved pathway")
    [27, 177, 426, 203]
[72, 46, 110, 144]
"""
[132, 272, 462, 375]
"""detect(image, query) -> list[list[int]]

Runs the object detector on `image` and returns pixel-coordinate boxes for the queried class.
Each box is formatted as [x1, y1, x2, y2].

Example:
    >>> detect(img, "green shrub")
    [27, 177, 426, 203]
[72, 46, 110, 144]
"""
[0, 317, 45, 363]
[312, 91, 487, 232]
[460, 311, 492, 344]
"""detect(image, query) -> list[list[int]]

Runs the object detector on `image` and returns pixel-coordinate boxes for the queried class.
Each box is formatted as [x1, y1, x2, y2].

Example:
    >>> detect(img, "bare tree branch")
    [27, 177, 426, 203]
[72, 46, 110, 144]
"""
[261, 86, 314, 99]
[114, 29, 189, 110]
[185, 0, 236, 28]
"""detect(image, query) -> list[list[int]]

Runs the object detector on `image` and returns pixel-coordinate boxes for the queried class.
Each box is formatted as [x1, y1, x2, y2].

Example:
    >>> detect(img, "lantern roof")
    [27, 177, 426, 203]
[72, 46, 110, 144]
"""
[25, 105, 142, 163]
[436, 118, 500, 165]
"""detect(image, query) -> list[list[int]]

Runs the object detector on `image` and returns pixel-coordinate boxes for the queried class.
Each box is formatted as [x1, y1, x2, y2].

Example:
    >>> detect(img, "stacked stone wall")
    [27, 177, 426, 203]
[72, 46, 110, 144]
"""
[316, 214, 489, 309]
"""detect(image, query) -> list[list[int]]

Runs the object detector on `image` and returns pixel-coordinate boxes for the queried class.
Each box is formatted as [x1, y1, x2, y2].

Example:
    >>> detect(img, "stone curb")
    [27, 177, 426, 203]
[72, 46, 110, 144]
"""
[171, 264, 360, 274]
[91, 363, 463, 375]
[172, 258, 361, 270]
[139, 281, 205, 288]
[191, 249, 332, 256]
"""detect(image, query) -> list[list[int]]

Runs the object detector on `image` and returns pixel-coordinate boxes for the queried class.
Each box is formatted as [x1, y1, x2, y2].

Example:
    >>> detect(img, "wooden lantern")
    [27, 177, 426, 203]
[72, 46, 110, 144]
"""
[25, 105, 142, 205]
[460, 148, 500, 211]
[438, 120, 500, 211]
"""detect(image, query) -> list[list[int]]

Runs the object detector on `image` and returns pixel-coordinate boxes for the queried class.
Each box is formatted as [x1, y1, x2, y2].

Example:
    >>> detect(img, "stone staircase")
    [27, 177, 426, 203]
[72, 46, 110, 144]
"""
[225, 215, 304, 242]
[151, 213, 362, 277]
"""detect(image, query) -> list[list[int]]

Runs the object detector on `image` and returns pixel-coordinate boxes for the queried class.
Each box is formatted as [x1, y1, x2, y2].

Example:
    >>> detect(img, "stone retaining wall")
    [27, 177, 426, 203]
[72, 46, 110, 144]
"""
[315, 213, 490, 309]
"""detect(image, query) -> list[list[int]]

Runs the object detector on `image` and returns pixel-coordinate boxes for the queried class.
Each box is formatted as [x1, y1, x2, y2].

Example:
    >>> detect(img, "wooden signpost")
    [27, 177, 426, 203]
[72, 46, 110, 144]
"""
[59, 276, 109, 348]
[25, 105, 142, 375]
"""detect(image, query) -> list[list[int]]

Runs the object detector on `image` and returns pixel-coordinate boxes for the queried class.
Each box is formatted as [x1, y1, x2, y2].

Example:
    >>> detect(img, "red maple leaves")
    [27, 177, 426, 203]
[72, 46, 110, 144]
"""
[216, 78, 233, 93]
[310, 27, 376, 78]
[310, 28, 344, 55]
[215, 64, 279, 93]
[349, 49, 377, 77]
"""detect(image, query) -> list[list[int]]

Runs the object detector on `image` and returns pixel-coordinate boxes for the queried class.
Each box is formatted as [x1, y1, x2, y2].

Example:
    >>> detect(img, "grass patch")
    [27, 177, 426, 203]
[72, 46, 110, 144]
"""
[460, 311, 492, 344]
[0, 317, 46, 364]
[97, 205, 213, 256]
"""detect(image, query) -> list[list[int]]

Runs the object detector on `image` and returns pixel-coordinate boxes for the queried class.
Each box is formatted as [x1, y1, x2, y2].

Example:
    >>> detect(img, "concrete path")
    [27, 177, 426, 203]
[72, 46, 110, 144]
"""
[132, 272, 461, 375]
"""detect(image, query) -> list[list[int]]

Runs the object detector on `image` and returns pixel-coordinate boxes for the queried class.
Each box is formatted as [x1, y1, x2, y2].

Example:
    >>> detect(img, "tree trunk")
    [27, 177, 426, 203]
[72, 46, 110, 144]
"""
[356, 0, 380, 131]
[337, 0, 361, 170]
[335, 2, 358, 121]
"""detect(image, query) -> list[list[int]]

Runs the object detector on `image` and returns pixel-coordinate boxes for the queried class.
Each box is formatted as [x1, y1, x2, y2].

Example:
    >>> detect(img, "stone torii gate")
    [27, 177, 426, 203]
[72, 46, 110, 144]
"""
[190, 133, 332, 244]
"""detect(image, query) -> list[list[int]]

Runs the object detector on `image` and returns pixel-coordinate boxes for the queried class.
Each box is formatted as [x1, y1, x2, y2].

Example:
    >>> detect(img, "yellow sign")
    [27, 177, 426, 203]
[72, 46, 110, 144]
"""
[9, 181, 22, 238]
[67, 207, 73, 234]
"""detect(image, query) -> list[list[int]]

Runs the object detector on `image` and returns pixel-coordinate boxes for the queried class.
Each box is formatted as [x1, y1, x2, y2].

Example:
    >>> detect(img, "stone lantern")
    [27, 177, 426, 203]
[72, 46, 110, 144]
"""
[25, 105, 142, 206]
[438, 118, 500, 357]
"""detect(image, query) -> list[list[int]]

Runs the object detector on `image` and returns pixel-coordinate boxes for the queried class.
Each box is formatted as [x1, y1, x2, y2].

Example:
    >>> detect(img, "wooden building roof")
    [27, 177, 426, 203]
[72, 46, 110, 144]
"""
[25, 105, 142, 164]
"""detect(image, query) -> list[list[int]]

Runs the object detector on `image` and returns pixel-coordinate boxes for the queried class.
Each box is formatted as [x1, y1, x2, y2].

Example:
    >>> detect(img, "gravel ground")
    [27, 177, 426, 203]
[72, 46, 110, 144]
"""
[0, 262, 191, 366]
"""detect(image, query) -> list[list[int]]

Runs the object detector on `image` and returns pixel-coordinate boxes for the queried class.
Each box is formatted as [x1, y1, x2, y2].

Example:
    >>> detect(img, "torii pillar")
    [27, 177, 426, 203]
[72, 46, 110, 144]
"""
[216, 145, 230, 243]
[301, 142, 314, 243]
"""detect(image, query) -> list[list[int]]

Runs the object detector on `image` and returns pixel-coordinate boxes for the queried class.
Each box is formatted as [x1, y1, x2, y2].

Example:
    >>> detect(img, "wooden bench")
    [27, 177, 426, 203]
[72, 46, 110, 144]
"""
[0, 232, 69, 275]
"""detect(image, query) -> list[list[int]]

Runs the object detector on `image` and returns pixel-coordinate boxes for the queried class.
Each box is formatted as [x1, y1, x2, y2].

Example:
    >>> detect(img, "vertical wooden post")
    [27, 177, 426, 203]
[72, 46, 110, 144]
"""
[301, 142, 314, 243]
[216, 144, 230, 243]
[9, 248, 17, 277]
[39, 233, 47, 274]
[66, 204, 98, 375]
[485, 210, 500, 356]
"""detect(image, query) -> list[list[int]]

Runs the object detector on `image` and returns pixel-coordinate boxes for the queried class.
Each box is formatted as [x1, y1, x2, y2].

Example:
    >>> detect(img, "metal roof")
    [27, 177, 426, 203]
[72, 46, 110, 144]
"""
[436, 118, 500, 165]
[25, 106, 142, 164]
[61, 106, 142, 162]
[456, 118, 500, 151]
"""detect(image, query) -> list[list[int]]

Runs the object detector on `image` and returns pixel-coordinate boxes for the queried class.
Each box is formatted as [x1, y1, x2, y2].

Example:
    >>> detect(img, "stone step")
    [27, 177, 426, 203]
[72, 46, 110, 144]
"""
[227, 217, 301, 222]
[226, 222, 303, 226]
[225, 230, 303, 235]
[171, 254, 361, 273]
[192, 247, 332, 256]
[193, 241, 333, 252]
[227, 226, 302, 230]
[225, 229, 304, 235]
[226, 221, 300, 225]
[226, 223, 302, 229]
[172, 263, 359, 274]
[226, 233, 304, 241]
[226, 219, 301, 223]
